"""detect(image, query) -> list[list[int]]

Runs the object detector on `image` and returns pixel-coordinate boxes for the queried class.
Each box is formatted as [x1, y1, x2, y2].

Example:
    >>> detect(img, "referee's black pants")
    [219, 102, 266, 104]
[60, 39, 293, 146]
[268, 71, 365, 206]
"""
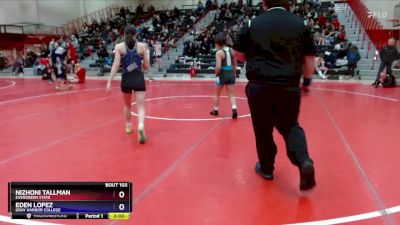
[245, 82, 313, 173]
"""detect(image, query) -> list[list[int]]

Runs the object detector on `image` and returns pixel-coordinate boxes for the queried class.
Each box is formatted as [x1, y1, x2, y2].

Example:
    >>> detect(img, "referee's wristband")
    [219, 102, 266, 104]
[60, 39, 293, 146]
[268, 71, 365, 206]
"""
[303, 78, 312, 86]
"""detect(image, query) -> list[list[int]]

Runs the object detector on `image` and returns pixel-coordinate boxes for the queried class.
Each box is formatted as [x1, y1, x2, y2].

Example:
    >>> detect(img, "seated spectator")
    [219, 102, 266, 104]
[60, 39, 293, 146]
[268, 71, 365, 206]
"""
[0, 53, 7, 71]
[346, 45, 361, 76]
[10, 56, 24, 75]
[337, 25, 346, 42]
[200, 37, 211, 55]
[315, 53, 328, 79]
[40, 44, 50, 58]
[25, 49, 38, 67]
[97, 43, 109, 59]
[305, 17, 314, 30]
[38, 57, 52, 81]
[336, 39, 352, 58]
[324, 28, 336, 45]
[332, 18, 341, 31]
[317, 12, 327, 29]
[69, 63, 86, 84]
[315, 29, 325, 46]
[206, 0, 212, 9]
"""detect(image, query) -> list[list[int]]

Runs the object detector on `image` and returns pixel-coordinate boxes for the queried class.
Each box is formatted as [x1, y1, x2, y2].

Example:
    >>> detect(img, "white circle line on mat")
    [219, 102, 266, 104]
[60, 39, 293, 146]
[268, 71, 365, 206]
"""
[0, 80, 16, 90]
[130, 95, 250, 121]
[312, 87, 399, 102]
[285, 205, 400, 225]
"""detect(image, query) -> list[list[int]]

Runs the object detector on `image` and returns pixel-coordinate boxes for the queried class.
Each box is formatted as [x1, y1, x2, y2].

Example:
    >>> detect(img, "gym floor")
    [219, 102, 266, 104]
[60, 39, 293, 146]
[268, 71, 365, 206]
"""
[0, 77, 399, 225]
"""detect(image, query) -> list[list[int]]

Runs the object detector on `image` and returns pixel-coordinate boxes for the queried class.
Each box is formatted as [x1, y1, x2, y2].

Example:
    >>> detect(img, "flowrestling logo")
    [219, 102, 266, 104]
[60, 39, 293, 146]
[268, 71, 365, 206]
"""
[367, 11, 388, 19]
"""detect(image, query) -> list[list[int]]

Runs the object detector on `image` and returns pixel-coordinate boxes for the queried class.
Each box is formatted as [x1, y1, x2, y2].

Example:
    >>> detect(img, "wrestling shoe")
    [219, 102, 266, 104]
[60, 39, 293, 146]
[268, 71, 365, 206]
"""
[210, 109, 219, 116]
[138, 124, 146, 144]
[232, 109, 238, 119]
[125, 123, 133, 134]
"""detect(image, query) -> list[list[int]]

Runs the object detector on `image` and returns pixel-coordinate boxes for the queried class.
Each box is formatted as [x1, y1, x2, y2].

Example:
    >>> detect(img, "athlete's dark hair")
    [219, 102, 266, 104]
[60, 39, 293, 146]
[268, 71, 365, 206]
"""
[214, 32, 227, 46]
[124, 25, 137, 50]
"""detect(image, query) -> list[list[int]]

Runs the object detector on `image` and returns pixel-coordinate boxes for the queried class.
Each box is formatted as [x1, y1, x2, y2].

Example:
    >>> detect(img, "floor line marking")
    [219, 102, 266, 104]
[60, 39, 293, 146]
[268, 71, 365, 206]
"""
[131, 95, 250, 121]
[109, 119, 226, 225]
[312, 87, 399, 102]
[317, 92, 396, 225]
[0, 80, 16, 90]
[286, 205, 400, 225]
[0, 96, 114, 125]
[0, 117, 121, 166]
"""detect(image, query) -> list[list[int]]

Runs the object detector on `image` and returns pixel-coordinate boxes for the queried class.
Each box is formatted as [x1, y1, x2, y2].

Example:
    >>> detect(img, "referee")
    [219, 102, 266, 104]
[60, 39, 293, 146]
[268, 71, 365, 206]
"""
[232, 0, 316, 190]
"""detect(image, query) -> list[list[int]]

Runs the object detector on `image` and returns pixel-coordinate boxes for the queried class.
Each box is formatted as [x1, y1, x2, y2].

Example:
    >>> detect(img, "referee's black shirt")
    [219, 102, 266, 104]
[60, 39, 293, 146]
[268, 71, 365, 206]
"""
[233, 7, 316, 87]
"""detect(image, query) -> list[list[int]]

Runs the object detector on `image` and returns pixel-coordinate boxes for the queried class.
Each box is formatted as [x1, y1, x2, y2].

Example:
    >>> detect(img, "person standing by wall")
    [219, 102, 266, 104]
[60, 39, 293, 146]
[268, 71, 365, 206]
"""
[154, 39, 163, 72]
[372, 38, 400, 87]
[232, 0, 316, 191]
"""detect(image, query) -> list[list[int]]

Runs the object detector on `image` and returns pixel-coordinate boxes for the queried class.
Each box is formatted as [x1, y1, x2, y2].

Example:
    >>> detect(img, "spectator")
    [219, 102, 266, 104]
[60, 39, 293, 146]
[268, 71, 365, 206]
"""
[314, 29, 325, 45]
[305, 17, 314, 30]
[198, 1, 205, 11]
[324, 28, 336, 45]
[10, 56, 24, 75]
[337, 25, 346, 42]
[332, 18, 341, 31]
[136, 4, 143, 14]
[40, 44, 50, 58]
[317, 12, 327, 28]
[373, 38, 400, 87]
[25, 49, 38, 67]
[39, 57, 52, 82]
[120, 7, 126, 19]
[206, 0, 213, 9]
[97, 43, 109, 59]
[0, 53, 6, 71]
[67, 40, 78, 73]
[53, 41, 68, 90]
[69, 63, 86, 84]
[154, 39, 163, 71]
[315, 53, 328, 79]
[200, 37, 211, 55]
[346, 45, 361, 77]
[49, 38, 56, 52]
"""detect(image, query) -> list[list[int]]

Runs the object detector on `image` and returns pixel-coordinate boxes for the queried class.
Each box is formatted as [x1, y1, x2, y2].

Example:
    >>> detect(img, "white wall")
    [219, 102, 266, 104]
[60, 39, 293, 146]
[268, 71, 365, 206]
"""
[362, 0, 400, 29]
[0, 0, 38, 25]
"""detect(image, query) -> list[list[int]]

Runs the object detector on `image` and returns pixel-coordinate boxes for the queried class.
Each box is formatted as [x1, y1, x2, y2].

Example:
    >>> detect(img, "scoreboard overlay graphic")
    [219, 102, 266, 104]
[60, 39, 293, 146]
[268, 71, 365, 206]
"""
[8, 182, 132, 220]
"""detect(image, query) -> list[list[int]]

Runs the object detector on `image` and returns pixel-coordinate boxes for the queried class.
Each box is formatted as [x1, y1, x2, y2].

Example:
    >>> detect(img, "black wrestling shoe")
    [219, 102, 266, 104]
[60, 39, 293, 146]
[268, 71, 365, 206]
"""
[300, 160, 316, 191]
[255, 162, 273, 180]
[232, 109, 238, 119]
[372, 81, 380, 88]
[210, 109, 219, 116]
